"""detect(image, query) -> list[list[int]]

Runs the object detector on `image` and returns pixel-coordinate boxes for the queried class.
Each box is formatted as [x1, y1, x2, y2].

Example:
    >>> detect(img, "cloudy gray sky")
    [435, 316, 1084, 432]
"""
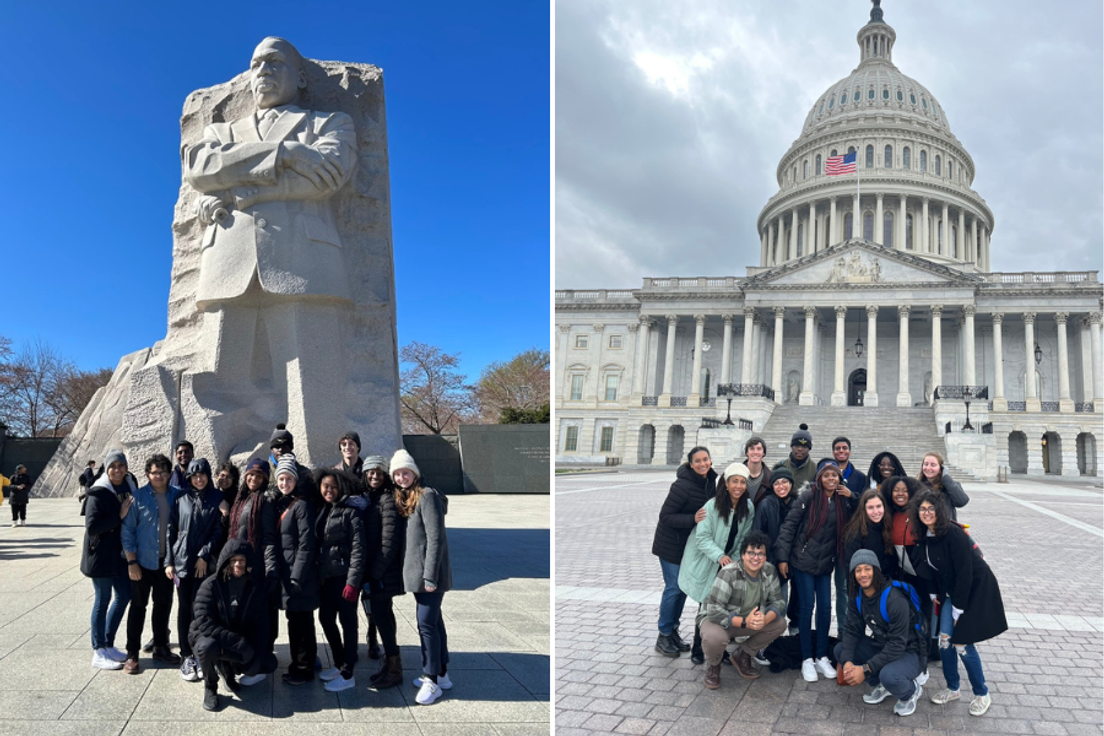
[555, 0, 1103, 289]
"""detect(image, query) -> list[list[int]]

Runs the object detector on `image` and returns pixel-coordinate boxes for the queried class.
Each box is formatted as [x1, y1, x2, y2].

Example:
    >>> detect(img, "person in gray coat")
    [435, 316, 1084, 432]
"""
[391, 449, 451, 706]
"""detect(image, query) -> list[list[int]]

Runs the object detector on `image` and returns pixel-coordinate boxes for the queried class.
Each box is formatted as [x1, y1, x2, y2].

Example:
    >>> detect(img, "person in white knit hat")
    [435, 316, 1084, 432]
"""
[389, 448, 452, 706]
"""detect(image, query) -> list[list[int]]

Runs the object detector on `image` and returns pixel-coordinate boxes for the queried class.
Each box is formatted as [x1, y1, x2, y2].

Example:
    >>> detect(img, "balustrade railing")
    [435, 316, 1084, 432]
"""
[642, 396, 658, 407]
[671, 397, 688, 407]
[738, 418, 753, 430]
[934, 386, 989, 400]
[1075, 402, 1095, 412]
[1006, 401, 1026, 412]
[717, 383, 776, 401]
[945, 420, 994, 434]
[1040, 402, 1060, 412]
[699, 397, 717, 407]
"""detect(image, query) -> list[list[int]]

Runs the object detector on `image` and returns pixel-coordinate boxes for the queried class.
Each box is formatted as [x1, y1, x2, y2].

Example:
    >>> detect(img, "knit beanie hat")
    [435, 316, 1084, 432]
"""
[363, 455, 389, 473]
[815, 459, 841, 483]
[721, 462, 750, 480]
[103, 449, 127, 468]
[275, 454, 298, 480]
[244, 457, 270, 480]
[389, 449, 420, 480]
[790, 423, 812, 449]
[771, 467, 794, 487]
[849, 548, 881, 572]
[187, 458, 212, 479]
[339, 431, 362, 452]
[269, 423, 294, 451]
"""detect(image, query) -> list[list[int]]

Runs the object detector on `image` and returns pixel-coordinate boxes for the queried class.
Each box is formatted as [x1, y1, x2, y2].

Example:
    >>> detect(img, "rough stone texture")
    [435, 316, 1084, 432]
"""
[35, 49, 400, 495]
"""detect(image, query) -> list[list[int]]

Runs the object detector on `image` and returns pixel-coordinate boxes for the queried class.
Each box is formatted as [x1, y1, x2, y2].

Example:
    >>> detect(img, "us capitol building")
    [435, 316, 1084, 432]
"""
[555, 3, 1103, 479]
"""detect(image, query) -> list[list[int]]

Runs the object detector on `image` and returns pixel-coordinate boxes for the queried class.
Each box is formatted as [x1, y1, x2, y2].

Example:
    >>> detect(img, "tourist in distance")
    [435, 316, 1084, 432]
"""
[169, 441, 195, 491]
[751, 467, 799, 639]
[742, 436, 772, 506]
[391, 448, 453, 706]
[916, 452, 969, 521]
[121, 454, 183, 674]
[651, 446, 717, 658]
[78, 460, 96, 504]
[166, 457, 225, 683]
[678, 462, 756, 666]
[82, 450, 135, 670]
[772, 424, 816, 490]
[911, 491, 1006, 716]
[834, 550, 927, 717]
[334, 432, 382, 660]
[313, 468, 366, 693]
[273, 455, 320, 685]
[867, 451, 906, 491]
[775, 459, 853, 682]
[8, 464, 32, 527]
[699, 530, 787, 687]
[361, 454, 407, 689]
[842, 488, 899, 583]
[189, 540, 278, 712]
[227, 458, 279, 686]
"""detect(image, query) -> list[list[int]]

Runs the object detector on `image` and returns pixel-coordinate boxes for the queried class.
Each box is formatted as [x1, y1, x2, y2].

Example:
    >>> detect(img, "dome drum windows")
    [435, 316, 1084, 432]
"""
[935, 155, 941, 176]
[882, 87, 889, 100]
[947, 161, 953, 180]
[829, 98, 835, 110]
[883, 211, 894, 248]
[803, 160, 809, 180]
[884, 145, 893, 168]
[896, 89, 903, 102]
[909, 92, 916, 105]
[903, 147, 910, 169]
[816, 154, 822, 175]
[920, 150, 927, 172]
[853, 89, 860, 102]
[868, 87, 875, 100]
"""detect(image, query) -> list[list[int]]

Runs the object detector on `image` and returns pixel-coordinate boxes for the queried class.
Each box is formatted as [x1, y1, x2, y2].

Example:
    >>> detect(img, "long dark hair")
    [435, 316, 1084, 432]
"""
[683, 446, 711, 468]
[867, 451, 906, 487]
[842, 488, 893, 556]
[803, 465, 847, 558]
[229, 464, 268, 550]
[217, 461, 241, 507]
[909, 489, 953, 538]
[714, 471, 751, 525]
[848, 564, 887, 598]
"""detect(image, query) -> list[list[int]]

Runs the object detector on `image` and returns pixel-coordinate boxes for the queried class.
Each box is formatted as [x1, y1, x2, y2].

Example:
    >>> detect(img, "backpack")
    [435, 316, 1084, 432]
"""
[855, 579, 929, 640]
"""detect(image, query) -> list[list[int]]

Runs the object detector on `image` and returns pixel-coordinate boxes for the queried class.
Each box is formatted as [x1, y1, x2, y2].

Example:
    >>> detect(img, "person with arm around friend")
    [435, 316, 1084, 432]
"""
[273, 454, 321, 685]
[361, 454, 407, 690]
[751, 466, 799, 644]
[917, 452, 969, 521]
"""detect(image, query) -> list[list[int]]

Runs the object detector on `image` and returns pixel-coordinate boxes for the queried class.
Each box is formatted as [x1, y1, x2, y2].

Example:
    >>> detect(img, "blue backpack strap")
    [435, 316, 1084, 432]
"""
[879, 587, 891, 621]
[855, 592, 863, 616]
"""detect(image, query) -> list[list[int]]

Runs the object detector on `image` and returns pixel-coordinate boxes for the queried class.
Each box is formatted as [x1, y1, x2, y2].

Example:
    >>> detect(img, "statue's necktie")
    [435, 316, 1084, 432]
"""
[258, 109, 280, 138]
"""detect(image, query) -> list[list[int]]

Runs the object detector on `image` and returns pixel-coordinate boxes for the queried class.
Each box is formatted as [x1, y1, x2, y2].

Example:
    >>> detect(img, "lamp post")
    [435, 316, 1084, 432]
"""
[717, 383, 736, 425]
[962, 386, 974, 431]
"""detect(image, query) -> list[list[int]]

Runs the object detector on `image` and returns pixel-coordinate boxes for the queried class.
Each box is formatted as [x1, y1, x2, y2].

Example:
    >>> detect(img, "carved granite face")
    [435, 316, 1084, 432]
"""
[250, 38, 304, 109]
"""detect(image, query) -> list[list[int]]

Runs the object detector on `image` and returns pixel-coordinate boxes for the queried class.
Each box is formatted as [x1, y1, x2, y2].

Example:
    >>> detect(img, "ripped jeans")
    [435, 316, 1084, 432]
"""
[938, 597, 988, 696]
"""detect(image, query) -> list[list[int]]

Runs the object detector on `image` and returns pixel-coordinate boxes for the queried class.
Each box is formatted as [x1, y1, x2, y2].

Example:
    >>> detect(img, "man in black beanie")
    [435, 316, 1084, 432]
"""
[334, 431, 363, 476]
[771, 424, 816, 490]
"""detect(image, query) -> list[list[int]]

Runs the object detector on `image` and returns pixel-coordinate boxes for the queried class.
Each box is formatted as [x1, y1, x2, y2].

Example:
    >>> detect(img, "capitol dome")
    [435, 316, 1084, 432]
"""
[756, 1, 994, 271]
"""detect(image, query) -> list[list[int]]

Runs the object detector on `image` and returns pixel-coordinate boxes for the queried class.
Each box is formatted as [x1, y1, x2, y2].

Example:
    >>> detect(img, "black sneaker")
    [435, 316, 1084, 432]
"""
[203, 687, 220, 712]
[151, 647, 182, 665]
[670, 630, 692, 653]
[219, 663, 241, 693]
[142, 638, 156, 654]
[654, 633, 679, 657]
[282, 671, 311, 686]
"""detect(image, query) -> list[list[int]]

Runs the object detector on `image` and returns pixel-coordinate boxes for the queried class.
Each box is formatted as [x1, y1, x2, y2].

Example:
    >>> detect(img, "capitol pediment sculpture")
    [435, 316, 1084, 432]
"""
[826, 252, 882, 284]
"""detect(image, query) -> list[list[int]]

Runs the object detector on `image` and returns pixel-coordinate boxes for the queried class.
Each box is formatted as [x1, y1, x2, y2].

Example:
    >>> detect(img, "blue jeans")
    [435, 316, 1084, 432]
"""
[657, 559, 687, 636]
[834, 640, 921, 701]
[938, 598, 988, 696]
[414, 590, 450, 677]
[90, 573, 131, 650]
[793, 569, 831, 660]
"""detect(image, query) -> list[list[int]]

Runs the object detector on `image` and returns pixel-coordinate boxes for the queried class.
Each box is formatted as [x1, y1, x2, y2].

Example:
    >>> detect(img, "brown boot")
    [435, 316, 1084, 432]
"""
[703, 662, 721, 690]
[734, 650, 761, 679]
[372, 654, 403, 689]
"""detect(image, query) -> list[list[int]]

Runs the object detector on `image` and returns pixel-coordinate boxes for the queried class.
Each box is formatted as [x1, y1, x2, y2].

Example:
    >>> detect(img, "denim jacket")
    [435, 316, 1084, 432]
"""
[122, 483, 182, 570]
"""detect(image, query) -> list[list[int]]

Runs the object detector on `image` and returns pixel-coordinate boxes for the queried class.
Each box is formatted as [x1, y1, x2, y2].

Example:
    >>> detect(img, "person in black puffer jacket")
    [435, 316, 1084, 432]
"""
[842, 488, 899, 580]
[8, 464, 32, 526]
[752, 466, 798, 633]
[651, 446, 717, 659]
[313, 468, 366, 692]
[189, 539, 278, 712]
[273, 454, 319, 685]
[361, 454, 407, 689]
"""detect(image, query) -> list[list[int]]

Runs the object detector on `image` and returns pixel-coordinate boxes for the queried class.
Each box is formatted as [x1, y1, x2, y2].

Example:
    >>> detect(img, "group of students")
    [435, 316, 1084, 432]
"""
[652, 424, 1007, 718]
[79, 424, 453, 711]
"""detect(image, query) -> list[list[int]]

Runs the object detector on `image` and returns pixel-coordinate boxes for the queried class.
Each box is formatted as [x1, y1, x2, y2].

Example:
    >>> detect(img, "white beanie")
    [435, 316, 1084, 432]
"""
[721, 462, 751, 480]
[389, 449, 420, 480]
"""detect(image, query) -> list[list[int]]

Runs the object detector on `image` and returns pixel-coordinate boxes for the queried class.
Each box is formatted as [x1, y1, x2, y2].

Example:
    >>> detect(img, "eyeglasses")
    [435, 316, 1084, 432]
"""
[742, 551, 767, 559]
[918, 506, 937, 515]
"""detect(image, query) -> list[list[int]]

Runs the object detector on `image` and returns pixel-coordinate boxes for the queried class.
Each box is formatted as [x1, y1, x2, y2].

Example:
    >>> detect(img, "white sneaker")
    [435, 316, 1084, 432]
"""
[415, 679, 443, 705]
[801, 658, 818, 682]
[324, 674, 356, 692]
[814, 657, 836, 679]
[413, 672, 453, 690]
[92, 649, 123, 670]
[969, 693, 992, 716]
[752, 650, 770, 667]
[319, 666, 341, 682]
[238, 673, 266, 686]
[787, 625, 800, 637]
[103, 646, 128, 663]
[18, 520, 25, 527]
[894, 684, 923, 716]
[863, 684, 890, 704]
[930, 687, 961, 705]
[10, 522, 16, 528]
[915, 670, 929, 687]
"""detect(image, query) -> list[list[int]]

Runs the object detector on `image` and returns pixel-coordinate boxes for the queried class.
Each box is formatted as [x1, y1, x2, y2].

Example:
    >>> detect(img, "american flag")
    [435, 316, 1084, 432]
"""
[825, 151, 857, 176]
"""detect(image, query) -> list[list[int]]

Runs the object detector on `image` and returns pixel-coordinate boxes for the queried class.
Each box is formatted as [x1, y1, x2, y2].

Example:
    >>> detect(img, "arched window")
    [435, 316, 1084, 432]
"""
[803, 160, 809, 180]
[830, 149, 838, 157]
[920, 150, 927, 172]
[865, 145, 874, 169]
[854, 89, 860, 102]
[903, 147, 910, 169]
[884, 211, 894, 248]
[816, 154, 822, 175]
[884, 145, 893, 168]
[868, 87, 875, 100]
[863, 210, 874, 241]
[844, 213, 854, 240]
[947, 161, 953, 180]
[797, 223, 804, 256]
[847, 145, 856, 156]
[793, 165, 797, 183]
[935, 155, 941, 176]
[841, 92, 848, 106]
[906, 214, 913, 250]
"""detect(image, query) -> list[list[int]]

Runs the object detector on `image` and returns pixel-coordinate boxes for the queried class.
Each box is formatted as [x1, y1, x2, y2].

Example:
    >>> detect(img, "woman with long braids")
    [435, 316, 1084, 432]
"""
[677, 462, 755, 666]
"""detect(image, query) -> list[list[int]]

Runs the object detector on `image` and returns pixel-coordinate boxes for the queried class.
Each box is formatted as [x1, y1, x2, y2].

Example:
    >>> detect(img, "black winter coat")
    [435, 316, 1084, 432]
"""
[651, 465, 718, 564]
[275, 490, 319, 611]
[914, 525, 1007, 645]
[188, 539, 270, 665]
[842, 520, 899, 579]
[167, 487, 224, 578]
[752, 492, 795, 566]
[9, 472, 31, 505]
[315, 497, 366, 588]
[919, 473, 970, 522]
[364, 487, 405, 597]
[774, 488, 852, 576]
[231, 491, 279, 582]
[80, 476, 135, 578]
[839, 582, 925, 673]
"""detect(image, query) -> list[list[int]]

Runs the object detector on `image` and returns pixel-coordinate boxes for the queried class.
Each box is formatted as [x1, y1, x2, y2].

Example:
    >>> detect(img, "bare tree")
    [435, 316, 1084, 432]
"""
[0, 339, 111, 437]
[473, 348, 550, 423]
[399, 342, 475, 435]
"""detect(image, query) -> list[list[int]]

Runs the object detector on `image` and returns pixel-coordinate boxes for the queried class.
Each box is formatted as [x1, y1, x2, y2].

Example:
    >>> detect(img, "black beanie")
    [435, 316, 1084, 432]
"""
[270, 423, 294, 451]
[791, 423, 812, 449]
[339, 431, 362, 452]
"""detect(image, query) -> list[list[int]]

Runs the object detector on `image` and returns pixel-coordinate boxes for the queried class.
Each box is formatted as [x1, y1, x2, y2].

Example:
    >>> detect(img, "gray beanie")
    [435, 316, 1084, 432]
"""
[389, 449, 420, 480]
[275, 454, 299, 481]
[104, 449, 127, 468]
[363, 455, 389, 473]
[849, 548, 881, 573]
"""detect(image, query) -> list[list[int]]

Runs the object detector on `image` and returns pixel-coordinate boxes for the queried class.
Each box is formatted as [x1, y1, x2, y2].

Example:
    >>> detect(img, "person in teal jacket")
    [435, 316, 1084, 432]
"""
[678, 462, 755, 664]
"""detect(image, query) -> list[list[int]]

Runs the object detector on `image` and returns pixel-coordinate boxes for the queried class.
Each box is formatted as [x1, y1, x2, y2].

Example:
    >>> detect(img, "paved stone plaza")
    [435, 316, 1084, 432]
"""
[555, 470, 1103, 735]
[0, 495, 549, 736]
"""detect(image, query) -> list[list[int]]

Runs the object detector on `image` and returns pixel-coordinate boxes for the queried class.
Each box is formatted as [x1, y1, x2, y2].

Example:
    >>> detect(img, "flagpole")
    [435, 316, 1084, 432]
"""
[856, 152, 861, 240]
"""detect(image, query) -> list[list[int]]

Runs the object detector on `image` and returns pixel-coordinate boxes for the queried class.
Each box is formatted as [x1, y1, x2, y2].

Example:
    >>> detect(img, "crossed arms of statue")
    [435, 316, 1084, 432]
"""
[184, 111, 357, 225]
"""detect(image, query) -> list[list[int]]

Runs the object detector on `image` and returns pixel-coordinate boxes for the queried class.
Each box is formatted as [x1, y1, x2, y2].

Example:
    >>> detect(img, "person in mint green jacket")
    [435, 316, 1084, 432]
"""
[678, 461, 755, 664]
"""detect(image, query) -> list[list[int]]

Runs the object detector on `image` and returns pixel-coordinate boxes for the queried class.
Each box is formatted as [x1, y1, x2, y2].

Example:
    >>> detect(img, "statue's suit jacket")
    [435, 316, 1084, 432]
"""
[185, 105, 357, 309]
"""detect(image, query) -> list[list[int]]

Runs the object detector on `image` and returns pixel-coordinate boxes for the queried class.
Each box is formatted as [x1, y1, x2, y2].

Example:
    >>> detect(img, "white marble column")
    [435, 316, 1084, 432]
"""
[992, 313, 1007, 411]
[829, 197, 838, 246]
[831, 305, 847, 406]
[772, 307, 785, 402]
[659, 314, 678, 406]
[1023, 312, 1040, 412]
[963, 305, 976, 386]
[768, 222, 777, 265]
[1056, 312, 1074, 412]
[800, 306, 816, 406]
[751, 316, 762, 384]
[865, 305, 879, 406]
[897, 194, 907, 251]
[689, 314, 705, 402]
[631, 317, 651, 397]
[957, 208, 965, 260]
[941, 202, 949, 255]
[1090, 313, 1103, 410]
[790, 210, 798, 260]
[808, 201, 817, 254]
[921, 198, 930, 253]
[971, 217, 978, 263]
[875, 194, 884, 245]
[982, 227, 990, 270]
[720, 314, 734, 383]
[897, 305, 911, 406]
[930, 305, 942, 404]
[741, 307, 755, 383]
[776, 216, 785, 263]
[760, 229, 768, 267]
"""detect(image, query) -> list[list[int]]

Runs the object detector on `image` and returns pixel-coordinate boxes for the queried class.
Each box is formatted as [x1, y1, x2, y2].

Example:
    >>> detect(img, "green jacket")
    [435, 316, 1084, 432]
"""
[697, 557, 786, 630]
[677, 497, 755, 603]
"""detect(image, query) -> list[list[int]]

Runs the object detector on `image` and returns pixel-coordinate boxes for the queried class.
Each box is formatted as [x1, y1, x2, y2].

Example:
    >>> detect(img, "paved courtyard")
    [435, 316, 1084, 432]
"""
[0, 494, 549, 736]
[555, 469, 1104, 736]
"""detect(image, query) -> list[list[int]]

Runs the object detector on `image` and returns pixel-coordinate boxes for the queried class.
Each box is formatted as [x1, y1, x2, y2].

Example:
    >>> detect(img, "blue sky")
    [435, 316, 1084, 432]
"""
[0, 1, 550, 382]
